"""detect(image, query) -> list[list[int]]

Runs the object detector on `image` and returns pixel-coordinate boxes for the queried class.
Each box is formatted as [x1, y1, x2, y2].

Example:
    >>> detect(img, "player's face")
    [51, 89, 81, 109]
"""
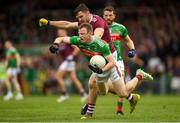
[5, 41, 11, 49]
[78, 28, 91, 43]
[76, 11, 89, 23]
[103, 11, 115, 25]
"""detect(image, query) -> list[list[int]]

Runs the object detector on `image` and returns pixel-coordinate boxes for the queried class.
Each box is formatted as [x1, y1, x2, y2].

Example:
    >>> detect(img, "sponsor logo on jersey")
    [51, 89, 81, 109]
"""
[110, 34, 121, 41]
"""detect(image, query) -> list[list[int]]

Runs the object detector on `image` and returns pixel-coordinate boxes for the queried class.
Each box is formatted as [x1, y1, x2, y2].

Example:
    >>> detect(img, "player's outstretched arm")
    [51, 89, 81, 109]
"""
[39, 18, 78, 29]
[94, 28, 104, 39]
[54, 37, 71, 44]
[49, 37, 71, 54]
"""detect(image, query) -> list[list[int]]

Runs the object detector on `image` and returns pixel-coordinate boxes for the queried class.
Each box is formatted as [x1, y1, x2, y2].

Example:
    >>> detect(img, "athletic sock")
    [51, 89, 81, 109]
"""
[86, 104, 95, 116]
[80, 91, 87, 97]
[61, 91, 67, 96]
[136, 74, 142, 80]
[116, 97, 123, 112]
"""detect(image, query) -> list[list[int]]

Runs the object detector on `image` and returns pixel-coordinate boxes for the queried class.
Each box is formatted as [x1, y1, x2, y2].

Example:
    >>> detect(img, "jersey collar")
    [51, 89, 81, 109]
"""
[89, 14, 93, 23]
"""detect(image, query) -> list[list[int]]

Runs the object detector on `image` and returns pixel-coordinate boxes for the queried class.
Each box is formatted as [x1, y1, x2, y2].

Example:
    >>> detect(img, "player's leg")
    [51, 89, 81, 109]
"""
[12, 76, 24, 100]
[3, 79, 13, 101]
[17, 67, 25, 95]
[56, 60, 71, 102]
[55, 69, 69, 102]
[81, 72, 111, 119]
[69, 71, 87, 102]
[125, 69, 153, 93]
[110, 67, 153, 113]
[81, 73, 99, 119]
[116, 60, 125, 115]
[68, 61, 87, 102]
[4, 68, 14, 101]
[11, 69, 23, 100]
[111, 67, 153, 95]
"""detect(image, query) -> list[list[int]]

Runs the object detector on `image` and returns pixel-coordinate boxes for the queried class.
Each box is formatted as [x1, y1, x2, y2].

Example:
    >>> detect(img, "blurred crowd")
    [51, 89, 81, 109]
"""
[0, 0, 179, 95]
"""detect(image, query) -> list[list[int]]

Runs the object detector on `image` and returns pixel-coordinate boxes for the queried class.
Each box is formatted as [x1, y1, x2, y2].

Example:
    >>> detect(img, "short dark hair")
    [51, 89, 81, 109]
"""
[79, 23, 93, 33]
[74, 3, 89, 15]
[103, 6, 116, 14]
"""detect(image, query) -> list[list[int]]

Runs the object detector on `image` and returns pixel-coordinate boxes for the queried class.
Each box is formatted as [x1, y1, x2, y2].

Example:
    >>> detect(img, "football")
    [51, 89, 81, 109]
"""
[90, 55, 106, 68]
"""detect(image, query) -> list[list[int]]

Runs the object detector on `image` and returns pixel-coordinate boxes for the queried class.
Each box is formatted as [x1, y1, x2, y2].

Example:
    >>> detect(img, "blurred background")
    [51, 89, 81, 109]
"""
[0, 0, 179, 96]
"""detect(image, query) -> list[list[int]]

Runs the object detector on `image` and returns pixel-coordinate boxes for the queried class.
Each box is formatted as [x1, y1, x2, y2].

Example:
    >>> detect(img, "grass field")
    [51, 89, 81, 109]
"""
[0, 94, 180, 122]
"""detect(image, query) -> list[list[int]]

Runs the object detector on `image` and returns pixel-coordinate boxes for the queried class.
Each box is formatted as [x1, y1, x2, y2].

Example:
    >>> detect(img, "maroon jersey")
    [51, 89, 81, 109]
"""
[59, 43, 74, 60]
[78, 14, 115, 53]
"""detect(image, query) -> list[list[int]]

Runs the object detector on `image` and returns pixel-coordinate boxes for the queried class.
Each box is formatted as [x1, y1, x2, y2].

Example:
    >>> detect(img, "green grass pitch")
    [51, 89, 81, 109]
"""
[0, 94, 180, 122]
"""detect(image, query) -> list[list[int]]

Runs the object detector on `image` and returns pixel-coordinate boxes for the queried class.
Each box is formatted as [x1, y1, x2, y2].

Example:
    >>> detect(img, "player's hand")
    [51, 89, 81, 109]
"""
[39, 18, 49, 27]
[49, 43, 59, 54]
[66, 55, 74, 61]
[88, 64, 103, 74]
[128, 49, 136, 58]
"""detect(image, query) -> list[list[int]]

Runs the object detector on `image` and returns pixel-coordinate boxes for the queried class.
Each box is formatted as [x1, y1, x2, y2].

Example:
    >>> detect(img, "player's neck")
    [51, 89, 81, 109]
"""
[109, 22, 115, 26]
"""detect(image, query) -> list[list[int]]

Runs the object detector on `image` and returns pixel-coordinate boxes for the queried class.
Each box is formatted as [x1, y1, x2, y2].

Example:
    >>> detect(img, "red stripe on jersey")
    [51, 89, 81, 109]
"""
[81, 49, 101, 57]
[115, 65, 121, 77]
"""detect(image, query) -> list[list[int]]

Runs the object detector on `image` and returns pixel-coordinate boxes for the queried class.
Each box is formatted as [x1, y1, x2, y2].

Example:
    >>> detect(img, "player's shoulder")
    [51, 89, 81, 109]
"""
[92, 14, 104, 22]
[70, 36, 80, 43]
[71, 35, 79, 38]
[113, 22, 126, 28]
[9, 47, 17, 52]
[93, 36, 106, 46]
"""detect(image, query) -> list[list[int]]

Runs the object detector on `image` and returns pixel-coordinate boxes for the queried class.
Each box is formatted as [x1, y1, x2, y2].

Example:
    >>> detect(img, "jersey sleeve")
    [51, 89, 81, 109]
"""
[70, 36, 79, 45]
[121, 26, 128, 38]
[102, 44, 111, 57]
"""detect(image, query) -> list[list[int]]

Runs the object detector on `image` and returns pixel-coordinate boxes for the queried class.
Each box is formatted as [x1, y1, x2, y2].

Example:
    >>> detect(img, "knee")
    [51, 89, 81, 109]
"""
[88, 81, 97, 90]
[117, 90, 129, 97]
[55, 72, 63, 79]
[70, 75, 78, 82]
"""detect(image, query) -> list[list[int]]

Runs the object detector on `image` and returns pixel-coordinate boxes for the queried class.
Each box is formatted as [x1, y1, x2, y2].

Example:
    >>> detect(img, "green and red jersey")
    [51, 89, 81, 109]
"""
[70, 36, 111, 59]
[109, 22, 128, 60]
[6, 48, 18, 68]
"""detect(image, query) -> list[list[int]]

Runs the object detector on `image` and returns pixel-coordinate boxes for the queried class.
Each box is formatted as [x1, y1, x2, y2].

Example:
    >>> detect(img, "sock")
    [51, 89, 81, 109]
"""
[80, 91, 87, 97]
[116, 97, 123, 112]
[136, 74, 142, 80]
[126, 93, 133, 101]
[86, 104, 95, 116]
[61, 91, 67, 96]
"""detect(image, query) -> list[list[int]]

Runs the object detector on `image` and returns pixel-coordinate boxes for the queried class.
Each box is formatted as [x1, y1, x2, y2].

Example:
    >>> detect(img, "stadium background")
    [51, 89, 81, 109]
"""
[0, 0, 180, 122]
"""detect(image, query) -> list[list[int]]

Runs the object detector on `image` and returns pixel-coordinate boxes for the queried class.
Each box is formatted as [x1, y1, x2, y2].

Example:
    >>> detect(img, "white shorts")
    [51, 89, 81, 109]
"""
[59, 60, 76, 71]
[95, 66, 121, 83]
[95, 51, 124, 83]
[7, 68, 19, 76]
[116, 60, 125, 77]
[113, 51, 125, 76]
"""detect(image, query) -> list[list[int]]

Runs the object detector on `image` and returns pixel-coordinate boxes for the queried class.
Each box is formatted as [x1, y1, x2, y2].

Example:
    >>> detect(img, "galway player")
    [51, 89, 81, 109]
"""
[55, 29, 87, 103]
